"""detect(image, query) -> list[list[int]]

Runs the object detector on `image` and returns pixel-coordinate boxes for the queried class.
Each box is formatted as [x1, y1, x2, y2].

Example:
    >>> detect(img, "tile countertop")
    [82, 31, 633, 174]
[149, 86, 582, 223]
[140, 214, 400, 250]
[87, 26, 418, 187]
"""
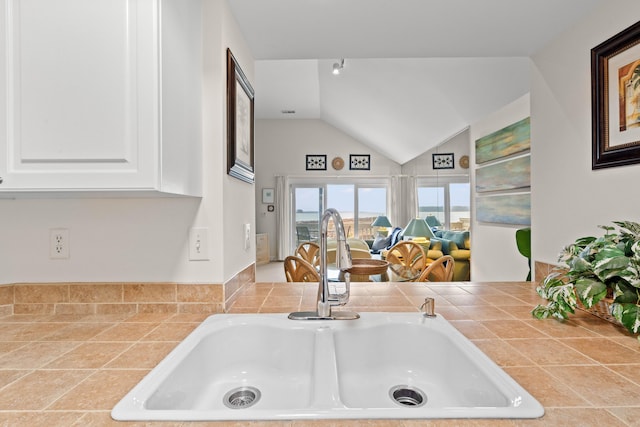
[0, 281, 639, 426]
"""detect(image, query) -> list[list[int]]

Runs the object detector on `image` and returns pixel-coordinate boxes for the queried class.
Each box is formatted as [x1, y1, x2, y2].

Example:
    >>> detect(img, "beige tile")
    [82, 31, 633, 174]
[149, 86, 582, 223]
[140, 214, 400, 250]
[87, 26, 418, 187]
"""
[561, 337, 640, 364]
[435, 305, 471, 320]
[0, 285, 14, 305]
[456, 305, 515, 321]
[166, 313, 212, 323]
[0, 370, 30, 388]
[503, 366, 590, 408]
[178, 302, 223, 314]
[94, 303, 138, 315]
[606, 363, 640, 386]
[141, 322, 199, 341]
[503, 304, 544, 319]
[123, 283, 176, 303]
[0, 321, 68, 341]
[239, 283, 275, 296]
[106, 341, 178, 369]
[14, 284, 69, 304]
[573, 316, 632, 337]
[232, 295, 267, 309]
[482, 294, 530, 306]
[396, 283, 439, 296]
[472, 339, 534, 367]
[54, 303, 96, 315]
[449, 320, 498, 339]
[0, 313, 53, 322]
[269, 285, 305, 297]
[69, 283, 123, 303]
[402, 419, 517, 426]
[123, 312, 175, 322]
[479, 320, 547, 339]
[0, 370, 92, 410]
[90, 322, 160, 341]
[78, 313, 134, 323]
[532, 407, 628, 426]
[607, 407, 640, 426]
[0, 411, 84, 427]
[443, 294, 487, 305]
[0, 341, 27, 355]
[177, 284, 223, 303]
[523, 318, 600, 338]
[41, 322, 113, 341]
[13, 303, 56, 314]
[507, 338, 595, 366]
[457, 285, 508, 296]
[138, 303, 178, 313]
[262, 295, 303, 308]
[0, 341, 80, 369]
[544, 364, 640, 406]
[43, 341, 132, 369]
[50, 369, 148, 410]
[261, 306, 300, 313]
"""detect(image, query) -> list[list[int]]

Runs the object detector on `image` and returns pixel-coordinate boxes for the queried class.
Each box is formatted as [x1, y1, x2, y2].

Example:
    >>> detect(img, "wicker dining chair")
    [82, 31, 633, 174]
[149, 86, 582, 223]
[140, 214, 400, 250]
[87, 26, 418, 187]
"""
[283, 255, 321, 283]
[295, 241, 320, 267]
[385, 241, 427, 272]
[416, 255, 455, 282]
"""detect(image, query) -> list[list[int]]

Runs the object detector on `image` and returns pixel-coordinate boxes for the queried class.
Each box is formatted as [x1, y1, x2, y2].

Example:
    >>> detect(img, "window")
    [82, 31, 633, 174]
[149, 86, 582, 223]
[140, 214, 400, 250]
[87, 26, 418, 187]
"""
[357, 186, 387, 240]
[291, 180, 388, 247]
[417, 178, 470, 230]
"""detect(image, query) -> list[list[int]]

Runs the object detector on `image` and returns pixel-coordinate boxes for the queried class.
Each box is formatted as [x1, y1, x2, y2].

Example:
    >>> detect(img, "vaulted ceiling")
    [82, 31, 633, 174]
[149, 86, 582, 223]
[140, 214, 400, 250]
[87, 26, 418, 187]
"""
[229, 0, 605, 164]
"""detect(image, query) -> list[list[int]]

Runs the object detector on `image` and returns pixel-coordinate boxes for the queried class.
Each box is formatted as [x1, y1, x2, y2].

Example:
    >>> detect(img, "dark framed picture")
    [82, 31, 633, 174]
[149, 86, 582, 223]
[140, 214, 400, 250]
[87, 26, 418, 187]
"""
[306, 155, 327, 170]
[349, 154, 370, 170]
[432, 153, 455, 169]
[227, 48, 255, 183]
[592, 21, 640, 169]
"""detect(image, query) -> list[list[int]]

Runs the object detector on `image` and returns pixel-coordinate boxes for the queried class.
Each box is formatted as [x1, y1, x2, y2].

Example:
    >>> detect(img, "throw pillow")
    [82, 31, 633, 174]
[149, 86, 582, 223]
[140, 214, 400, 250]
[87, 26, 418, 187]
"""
[372, 235, 392, 251]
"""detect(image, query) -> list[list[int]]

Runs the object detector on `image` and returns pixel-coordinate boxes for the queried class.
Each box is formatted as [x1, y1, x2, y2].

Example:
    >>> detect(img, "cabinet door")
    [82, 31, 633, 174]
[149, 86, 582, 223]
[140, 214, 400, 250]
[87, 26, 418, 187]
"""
[0, 0, 158, 190]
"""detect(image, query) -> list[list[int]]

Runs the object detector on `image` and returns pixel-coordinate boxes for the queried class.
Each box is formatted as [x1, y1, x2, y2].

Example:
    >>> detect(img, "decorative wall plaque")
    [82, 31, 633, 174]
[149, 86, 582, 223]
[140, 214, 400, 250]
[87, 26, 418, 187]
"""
[306, 155, 327, 170]
[432, 153, 454, 169]
[349, 154, 370, 170]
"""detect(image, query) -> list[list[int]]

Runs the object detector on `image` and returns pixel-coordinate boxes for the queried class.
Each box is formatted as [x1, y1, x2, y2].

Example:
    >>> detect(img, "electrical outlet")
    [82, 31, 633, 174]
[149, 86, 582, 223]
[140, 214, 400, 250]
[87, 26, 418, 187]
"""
[189, 227, 209, 261]
[50, 228, 70, 259]
[243, 223, 251, 251]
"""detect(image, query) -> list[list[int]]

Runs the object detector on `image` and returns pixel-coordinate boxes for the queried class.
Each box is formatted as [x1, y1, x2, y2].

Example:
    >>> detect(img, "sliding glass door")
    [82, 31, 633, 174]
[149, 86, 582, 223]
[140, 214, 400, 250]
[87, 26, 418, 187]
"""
[291, 181, 388, 249]
[293, 186, 323, 246]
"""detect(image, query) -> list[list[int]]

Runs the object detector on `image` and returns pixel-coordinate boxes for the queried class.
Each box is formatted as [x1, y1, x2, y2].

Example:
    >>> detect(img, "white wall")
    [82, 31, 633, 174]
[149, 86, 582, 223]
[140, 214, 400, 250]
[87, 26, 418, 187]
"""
[0, 0, 254, 285]
[254, 119, 402, 258]
[402, 128, 471, 177]
[218, 1, 256, 279]
[470, 94, 531, 282]
[531, 0, 640, 268]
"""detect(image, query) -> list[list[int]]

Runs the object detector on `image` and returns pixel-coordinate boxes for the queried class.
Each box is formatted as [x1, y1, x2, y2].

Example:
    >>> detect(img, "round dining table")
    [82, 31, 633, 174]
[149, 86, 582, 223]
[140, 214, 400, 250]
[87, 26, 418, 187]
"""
[326, 262, 421, 282]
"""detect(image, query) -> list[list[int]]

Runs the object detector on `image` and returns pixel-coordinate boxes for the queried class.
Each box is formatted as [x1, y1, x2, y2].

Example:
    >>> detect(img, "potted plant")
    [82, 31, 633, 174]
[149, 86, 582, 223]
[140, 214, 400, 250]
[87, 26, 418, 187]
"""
[532, 220, 640, 339]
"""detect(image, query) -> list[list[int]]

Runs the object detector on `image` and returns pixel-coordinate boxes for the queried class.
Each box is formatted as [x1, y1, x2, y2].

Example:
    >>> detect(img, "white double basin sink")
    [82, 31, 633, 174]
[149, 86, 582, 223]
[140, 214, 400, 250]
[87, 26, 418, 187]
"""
[112, 312, 544, 421]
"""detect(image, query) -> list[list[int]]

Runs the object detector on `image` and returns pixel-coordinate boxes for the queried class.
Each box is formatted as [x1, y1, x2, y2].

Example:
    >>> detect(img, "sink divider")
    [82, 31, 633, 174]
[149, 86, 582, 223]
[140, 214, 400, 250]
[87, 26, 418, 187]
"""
[311, 326, 343, 409]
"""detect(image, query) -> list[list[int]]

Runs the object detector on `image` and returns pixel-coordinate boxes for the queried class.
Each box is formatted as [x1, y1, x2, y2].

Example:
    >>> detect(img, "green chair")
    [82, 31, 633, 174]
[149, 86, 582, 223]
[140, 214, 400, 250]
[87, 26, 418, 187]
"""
[516, 227, 532, 281]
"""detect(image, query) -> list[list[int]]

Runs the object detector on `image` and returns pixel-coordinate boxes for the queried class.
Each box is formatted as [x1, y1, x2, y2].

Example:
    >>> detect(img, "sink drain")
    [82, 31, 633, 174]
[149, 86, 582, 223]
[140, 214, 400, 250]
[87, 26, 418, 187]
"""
[389, 385, 427, 408]
[223, 386, 261, 409]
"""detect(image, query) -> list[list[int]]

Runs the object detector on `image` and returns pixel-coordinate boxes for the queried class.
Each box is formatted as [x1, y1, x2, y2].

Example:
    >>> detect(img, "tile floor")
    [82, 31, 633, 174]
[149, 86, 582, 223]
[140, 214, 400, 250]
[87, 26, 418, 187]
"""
[0, 280, 638, 426]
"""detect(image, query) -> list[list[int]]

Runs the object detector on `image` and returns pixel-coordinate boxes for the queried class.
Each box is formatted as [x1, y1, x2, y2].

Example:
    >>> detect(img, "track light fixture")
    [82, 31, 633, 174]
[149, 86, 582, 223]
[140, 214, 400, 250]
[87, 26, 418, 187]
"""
[332, 58, 344, 75]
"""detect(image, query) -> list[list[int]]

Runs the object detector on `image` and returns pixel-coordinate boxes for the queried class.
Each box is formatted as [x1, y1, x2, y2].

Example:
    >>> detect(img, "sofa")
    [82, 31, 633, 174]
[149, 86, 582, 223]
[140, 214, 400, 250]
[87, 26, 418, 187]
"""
[432, 230, 470, 281]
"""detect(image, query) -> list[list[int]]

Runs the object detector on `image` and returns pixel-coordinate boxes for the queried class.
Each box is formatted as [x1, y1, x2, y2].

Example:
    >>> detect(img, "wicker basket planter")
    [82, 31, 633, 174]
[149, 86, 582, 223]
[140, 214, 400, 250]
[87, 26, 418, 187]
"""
[576, 297, 617, 324]
[533, 221, 640, 337]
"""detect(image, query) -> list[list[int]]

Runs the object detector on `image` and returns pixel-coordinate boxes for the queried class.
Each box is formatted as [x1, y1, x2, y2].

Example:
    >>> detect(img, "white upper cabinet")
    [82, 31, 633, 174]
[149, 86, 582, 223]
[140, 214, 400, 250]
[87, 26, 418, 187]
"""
[0, 0, 202, 196]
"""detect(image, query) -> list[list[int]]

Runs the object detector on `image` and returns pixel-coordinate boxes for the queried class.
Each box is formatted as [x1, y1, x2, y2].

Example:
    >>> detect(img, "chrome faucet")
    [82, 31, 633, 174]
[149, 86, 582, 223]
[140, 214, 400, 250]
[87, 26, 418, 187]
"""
[289, 208, 360, 320]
